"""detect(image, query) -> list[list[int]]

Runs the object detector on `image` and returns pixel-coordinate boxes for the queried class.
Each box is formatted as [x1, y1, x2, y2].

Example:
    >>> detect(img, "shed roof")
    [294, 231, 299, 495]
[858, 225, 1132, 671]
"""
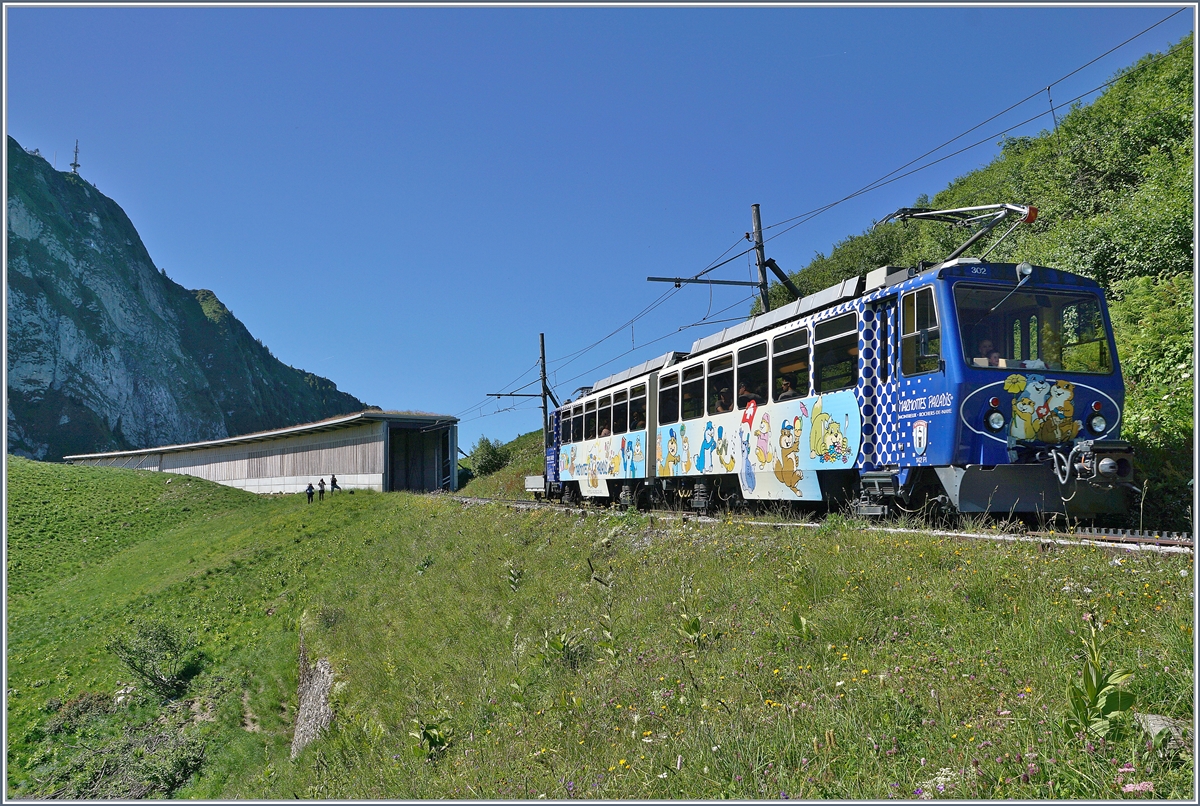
[63, 410, 456, 462]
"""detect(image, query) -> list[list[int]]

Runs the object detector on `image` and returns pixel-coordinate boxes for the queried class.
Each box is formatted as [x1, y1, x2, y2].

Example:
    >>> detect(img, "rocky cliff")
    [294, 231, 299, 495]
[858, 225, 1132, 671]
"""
[6, 135, 369, 461]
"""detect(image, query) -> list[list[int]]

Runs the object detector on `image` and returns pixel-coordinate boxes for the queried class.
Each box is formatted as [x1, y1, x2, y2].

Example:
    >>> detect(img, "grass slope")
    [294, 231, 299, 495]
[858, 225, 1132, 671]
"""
[459, 429, 546, 499]
[5, 458, 1194, 799]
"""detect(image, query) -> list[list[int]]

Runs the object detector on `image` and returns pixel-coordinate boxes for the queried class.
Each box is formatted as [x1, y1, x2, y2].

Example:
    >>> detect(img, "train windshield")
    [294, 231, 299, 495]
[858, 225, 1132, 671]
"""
[954, 285, 1113, 374]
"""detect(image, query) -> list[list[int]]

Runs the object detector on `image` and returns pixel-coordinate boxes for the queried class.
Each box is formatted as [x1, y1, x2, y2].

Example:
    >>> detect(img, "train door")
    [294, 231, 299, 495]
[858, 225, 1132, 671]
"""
[863, 296, 900, 469]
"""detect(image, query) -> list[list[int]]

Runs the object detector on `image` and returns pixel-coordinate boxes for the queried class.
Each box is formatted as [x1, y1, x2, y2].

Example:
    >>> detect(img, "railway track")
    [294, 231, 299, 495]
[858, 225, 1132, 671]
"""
[449, 494, 1193, 554]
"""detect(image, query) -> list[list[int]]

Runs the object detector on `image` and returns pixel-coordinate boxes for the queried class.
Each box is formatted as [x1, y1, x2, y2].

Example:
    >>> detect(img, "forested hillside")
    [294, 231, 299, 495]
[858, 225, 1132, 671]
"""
[760, 34, 1194, 530]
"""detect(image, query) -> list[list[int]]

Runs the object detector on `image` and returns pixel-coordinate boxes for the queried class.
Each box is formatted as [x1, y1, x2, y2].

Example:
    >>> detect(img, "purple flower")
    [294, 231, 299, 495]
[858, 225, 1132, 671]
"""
[780, 792, 789, 799]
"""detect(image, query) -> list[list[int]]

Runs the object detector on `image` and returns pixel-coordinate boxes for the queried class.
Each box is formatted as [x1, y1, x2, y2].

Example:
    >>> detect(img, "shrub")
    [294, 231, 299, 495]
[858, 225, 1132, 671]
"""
[106, 618, 198, 699]
[469, 436, 512, 477]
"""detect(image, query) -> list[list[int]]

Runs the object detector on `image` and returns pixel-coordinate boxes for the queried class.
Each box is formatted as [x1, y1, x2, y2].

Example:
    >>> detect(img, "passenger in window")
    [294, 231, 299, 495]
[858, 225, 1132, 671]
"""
[737, 380, 763, 407]
[976, 339, 994, 360]
[777, 376, 800, 400]
[715, 388, 733, 413]
[600, 427, 611, 437]
[987, 351, 1002, 367]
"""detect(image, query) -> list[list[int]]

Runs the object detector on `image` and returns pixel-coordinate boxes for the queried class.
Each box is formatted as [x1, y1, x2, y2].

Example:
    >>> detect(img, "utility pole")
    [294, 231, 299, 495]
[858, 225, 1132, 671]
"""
[487, 334, 560, 447]
[751, 203, 770, 312]
[648, 203, 801, 305]
[539, 333, 550, 447]
[70, 140, 80, 174]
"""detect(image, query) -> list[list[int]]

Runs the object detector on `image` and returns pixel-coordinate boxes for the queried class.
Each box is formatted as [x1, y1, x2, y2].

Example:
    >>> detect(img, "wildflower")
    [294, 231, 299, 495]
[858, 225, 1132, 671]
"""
[1122, 781, 1154, 793]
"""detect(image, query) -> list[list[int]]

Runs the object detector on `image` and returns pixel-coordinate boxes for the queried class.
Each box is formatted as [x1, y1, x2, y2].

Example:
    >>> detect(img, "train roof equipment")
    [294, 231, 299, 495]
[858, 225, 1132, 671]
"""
[590, 350, 687, 394]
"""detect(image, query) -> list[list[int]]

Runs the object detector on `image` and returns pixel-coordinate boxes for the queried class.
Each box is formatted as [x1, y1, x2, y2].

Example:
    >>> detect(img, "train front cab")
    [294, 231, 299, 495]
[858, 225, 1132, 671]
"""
[864, 260, 1134, 519]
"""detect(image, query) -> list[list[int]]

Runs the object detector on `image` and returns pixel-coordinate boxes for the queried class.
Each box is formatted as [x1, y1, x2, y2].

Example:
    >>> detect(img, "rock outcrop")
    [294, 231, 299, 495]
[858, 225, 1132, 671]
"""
[291, 628, 334, 759]
[6, 135, 367, 460]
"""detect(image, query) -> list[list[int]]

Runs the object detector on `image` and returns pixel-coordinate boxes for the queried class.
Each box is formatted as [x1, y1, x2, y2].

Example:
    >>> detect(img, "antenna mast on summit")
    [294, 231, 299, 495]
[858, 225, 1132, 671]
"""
[70, 140, 80, 173]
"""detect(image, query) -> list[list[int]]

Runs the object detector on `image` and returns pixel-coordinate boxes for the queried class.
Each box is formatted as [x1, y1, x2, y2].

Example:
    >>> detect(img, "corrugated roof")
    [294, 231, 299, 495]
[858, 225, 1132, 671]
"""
[590, 351, 686, 393]
[63, 410, 456, 462]
[688, 275, 864, 356]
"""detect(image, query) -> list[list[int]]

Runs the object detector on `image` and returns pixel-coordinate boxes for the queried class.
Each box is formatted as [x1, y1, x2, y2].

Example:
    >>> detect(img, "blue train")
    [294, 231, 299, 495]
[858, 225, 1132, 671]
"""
[543, 204, 1134, 520]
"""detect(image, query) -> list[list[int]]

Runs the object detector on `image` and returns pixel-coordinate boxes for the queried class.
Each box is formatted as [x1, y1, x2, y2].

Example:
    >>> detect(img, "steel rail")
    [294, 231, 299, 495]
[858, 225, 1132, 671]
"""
[446, 495, 1192, 554]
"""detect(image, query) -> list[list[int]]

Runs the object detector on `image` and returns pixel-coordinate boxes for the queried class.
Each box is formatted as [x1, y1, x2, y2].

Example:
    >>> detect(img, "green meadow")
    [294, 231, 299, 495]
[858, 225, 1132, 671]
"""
[5, 455, 1193, 799]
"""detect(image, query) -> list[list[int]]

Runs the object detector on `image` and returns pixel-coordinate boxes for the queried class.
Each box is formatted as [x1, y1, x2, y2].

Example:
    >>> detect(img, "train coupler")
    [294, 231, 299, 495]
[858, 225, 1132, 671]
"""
[852, 471, 898, 517]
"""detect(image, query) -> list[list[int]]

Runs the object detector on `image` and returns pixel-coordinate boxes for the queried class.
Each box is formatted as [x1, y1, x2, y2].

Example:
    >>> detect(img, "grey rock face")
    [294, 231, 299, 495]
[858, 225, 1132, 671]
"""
[7, 136, 366, 460]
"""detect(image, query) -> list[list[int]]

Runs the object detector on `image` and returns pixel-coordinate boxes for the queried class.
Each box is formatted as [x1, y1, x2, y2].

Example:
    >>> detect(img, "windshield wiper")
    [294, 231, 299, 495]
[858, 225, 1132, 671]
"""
[988, 262, 1035, 313]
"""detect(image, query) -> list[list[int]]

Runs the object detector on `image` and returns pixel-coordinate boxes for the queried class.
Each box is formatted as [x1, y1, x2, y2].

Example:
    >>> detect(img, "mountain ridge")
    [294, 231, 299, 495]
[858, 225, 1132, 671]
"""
[6, 134, 369, 461]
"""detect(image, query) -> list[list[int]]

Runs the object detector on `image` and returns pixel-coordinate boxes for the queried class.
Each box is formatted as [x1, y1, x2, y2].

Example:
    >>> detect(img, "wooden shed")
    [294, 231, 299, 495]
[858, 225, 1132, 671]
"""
[64, 410, 458, 494]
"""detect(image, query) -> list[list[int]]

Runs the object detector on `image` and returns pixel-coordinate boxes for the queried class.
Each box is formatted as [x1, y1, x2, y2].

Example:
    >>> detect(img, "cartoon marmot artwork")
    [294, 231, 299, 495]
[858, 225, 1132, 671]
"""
[754, 412, 774, 467]
[772, 416, 804, 495]
[716, 426, 736, 472]
[808, 396, 850, 462]
[738, 429, 755, 492]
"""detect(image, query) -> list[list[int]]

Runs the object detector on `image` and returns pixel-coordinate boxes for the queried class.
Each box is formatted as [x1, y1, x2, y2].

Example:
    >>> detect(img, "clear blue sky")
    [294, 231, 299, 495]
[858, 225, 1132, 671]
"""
[5, 4, 1193, 453]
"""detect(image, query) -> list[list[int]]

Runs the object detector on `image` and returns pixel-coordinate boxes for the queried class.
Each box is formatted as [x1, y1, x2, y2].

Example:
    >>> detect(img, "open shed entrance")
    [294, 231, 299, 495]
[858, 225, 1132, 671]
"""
[387, 423, 453, 492]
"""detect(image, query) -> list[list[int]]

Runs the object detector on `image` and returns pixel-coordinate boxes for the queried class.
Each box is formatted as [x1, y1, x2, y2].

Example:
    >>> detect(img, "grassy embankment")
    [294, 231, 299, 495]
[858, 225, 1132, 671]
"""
[457, 429, 546, 499]
[6, 454, 1194, 799]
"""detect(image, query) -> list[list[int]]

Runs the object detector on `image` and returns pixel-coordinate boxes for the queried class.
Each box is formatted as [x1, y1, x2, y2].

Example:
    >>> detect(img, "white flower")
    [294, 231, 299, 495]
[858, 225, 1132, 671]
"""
[1180, 568, 1189, 577]
[835, 680, 845, 687]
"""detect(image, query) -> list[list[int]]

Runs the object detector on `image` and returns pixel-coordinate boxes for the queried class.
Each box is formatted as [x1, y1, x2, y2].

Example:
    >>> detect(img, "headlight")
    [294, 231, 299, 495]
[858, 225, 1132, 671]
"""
[986, 410, 1006, 432]
[1087, 413, 1107, 434]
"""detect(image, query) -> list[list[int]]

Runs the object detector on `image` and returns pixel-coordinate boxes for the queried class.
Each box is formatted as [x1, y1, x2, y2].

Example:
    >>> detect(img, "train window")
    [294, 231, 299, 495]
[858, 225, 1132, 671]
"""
[707, 354, 734, 415]
[814, 314, 859, 392]
[773, 329, 809, 400]
[737, 342, 768, 408]
[901, 288, 941, 375]
[1060, 301, 1111, 373]
[612, 390, 628, 435]
[681, 365, 704, 421]
[629, 384, 648, 430]
[561, 410, 573, 444]
[878, 310, 890, 383]
[954, 285, 1111, 374]
[584, 400, 598, 440]
[598, 395, 612, 437]
[658, 373, 679, 425]
[572, 406, 583, 443]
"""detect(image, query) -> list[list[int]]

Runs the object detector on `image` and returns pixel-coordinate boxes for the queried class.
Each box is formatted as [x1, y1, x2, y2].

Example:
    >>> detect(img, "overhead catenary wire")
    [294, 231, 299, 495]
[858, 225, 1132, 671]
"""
[762, 8, 1188, 236]
[550, 294, 758, 394]
[758, 35, 1190, 250]
[473, 21, 1188, 424]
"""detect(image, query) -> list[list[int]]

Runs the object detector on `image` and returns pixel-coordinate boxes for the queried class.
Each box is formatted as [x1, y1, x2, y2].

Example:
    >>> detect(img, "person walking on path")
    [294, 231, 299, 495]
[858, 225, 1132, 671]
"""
[330, 474, 340, 494]
[318, 478, 326, 501]
[306, 483, 315, 504]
